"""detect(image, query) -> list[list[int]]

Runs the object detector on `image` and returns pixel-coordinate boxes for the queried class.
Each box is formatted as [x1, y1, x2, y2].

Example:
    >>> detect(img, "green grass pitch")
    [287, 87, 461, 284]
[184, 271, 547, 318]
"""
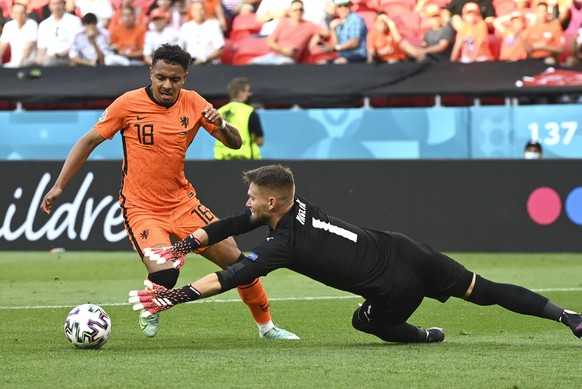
[1, 252, 581, 388]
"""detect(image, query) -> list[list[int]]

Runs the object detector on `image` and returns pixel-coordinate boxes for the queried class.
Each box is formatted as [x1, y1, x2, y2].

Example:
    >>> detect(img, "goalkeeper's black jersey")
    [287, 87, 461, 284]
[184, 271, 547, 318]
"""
[204, 196, 397, 299]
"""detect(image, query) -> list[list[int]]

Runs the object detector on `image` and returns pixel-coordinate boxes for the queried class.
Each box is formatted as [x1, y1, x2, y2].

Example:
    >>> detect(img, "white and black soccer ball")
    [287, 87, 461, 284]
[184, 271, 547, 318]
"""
[64, 304, 111, 349]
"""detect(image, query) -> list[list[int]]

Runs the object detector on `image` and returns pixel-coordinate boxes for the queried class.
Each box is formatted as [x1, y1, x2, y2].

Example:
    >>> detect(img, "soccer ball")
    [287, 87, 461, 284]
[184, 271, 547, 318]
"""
[64, 304, 111, 349]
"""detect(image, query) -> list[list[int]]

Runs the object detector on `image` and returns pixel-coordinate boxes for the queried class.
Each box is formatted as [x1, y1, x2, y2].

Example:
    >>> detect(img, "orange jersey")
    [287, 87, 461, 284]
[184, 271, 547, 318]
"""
[93, 87, 217, 213]
[367, 29, 406, 62]
[523, 20, 565, 58]
[109, 23, 147, 54]
[457, 20, 494, 61]
[499, 30, 528, 61]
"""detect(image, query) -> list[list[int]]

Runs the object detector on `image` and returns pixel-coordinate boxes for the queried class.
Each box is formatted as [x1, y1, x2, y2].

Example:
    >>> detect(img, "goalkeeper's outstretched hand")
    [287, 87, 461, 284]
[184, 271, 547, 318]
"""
[143, 246, 186, 269]
[143, 234, 202, 269]
[129, 280, 202, 317]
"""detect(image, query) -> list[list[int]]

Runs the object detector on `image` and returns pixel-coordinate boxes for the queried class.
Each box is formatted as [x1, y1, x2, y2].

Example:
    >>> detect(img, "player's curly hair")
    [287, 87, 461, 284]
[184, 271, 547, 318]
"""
[152, 44, 192, 71]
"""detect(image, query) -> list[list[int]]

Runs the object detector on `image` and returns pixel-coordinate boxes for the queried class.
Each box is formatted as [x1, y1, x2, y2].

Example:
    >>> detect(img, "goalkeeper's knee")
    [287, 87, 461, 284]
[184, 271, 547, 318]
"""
[148, 268, 180, 289]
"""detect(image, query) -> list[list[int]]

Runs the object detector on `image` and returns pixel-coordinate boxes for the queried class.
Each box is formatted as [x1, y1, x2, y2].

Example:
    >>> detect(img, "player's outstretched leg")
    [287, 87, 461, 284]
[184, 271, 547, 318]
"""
[466, 274, 582, 341]
[139, 268, 180, 337]
[237, 278, 300, 340]
[351, 306, 444, 343]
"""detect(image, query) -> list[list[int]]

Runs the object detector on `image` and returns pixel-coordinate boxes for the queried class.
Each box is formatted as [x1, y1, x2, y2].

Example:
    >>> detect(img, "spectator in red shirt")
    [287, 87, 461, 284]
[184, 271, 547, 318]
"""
[250, 0, 329, 65]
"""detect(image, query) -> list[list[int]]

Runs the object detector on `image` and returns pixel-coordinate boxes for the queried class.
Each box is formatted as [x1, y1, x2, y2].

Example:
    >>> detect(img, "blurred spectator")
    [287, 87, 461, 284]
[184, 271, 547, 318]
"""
[255, 0, 332, 36]
[179, 0, 223, 64]
[412, 3, 456, 62]
[109, 0, 148, 32]
[523, 139, 542, 159]
[109, 5, 146, 64]
[202, 0, 227, 31]
[0, 2, 37, 67]
[444, 0, 496, 31]
[70, 12, 124, 65]
[222, 0, 260, 20]
[548, 0, 573, 29]
[143, 7, 178, 64]
[75, 0, 114, 28]
[450, 2, 494, 62]
[565, 25, 582, 66]
[320, 0, 367, 63]
[523, 0, 564, 64]
[0, 12, 6, 34]
[366, 12, 407, 63]
[493, 11, 528, 61]
[148, 0, 181, 31]
[36, 0, 82, 65]
[255, 0, 290, 36]
[250, 0, 328, 64]
[214, 77, 264, 160]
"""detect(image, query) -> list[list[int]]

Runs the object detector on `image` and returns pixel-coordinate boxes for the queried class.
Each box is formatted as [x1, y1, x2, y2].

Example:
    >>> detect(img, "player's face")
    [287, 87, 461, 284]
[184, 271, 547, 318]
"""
[246, 183, 272, 224]
[150, 60, 188, 105]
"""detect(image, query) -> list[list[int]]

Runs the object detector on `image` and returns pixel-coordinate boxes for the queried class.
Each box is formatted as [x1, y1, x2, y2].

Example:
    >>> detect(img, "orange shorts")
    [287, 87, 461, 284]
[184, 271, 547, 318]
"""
[123, 196, 217, 258]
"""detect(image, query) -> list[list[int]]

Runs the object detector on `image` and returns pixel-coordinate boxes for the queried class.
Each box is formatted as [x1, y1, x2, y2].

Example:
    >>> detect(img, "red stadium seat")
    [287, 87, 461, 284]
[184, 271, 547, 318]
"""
[301, 42, 339, 64]
[229, 13, 263, 42]
[356, 10, 378, 31]
[2, 44, 10, 64]
[377, 0, 414, 14]
[232, 37, 270, 65]
[220, 38, 237, 64]
[351, 0, 378, 12]
[391, 11, 420, 40]
[488, 33, 501, 60]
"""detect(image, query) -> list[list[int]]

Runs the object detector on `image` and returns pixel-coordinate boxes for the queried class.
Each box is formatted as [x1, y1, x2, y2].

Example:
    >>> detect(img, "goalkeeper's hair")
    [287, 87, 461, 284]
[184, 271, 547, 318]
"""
[152, 44, 191, 71]
[243, 165, 295, 202]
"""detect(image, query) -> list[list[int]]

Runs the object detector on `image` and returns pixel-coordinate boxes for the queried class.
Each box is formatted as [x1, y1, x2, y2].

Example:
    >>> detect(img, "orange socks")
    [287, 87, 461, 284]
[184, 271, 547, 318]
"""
[237, 278, 271, 324]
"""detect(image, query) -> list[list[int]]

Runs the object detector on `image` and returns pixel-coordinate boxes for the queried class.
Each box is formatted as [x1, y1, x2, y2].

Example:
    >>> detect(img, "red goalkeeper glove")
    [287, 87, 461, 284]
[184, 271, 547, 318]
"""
[128, 280, 202, 316]
[143, 234, 202, 269]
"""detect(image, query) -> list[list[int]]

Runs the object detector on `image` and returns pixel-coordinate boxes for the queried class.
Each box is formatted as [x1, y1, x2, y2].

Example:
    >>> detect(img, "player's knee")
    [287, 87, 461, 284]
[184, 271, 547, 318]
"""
[148, 268, 180, 289]
[466, 275, 494, 306]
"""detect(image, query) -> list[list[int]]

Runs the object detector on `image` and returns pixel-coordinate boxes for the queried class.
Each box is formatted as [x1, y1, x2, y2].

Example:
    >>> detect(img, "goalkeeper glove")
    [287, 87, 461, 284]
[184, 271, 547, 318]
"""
[128, 280, 202, 316]
[143, 234, 202, 269]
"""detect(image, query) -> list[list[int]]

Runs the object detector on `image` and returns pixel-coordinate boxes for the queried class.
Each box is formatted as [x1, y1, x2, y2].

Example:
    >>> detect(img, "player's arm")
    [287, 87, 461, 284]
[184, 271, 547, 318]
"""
[203, 106, 242, 149]
[131, 253, 272, 315]
[144, 210, 258, 267]
[40, 129, 105, 214]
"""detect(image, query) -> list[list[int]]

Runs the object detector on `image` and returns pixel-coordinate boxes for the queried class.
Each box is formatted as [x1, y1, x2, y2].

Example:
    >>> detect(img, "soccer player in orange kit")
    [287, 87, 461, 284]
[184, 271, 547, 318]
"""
[40, 44, 299, 340]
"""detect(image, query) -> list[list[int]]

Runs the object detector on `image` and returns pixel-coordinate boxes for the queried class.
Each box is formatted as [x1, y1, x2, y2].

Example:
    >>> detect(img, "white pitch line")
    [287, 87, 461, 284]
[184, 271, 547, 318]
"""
[1, 287, 581, 310]
[0, 295, 360, 310]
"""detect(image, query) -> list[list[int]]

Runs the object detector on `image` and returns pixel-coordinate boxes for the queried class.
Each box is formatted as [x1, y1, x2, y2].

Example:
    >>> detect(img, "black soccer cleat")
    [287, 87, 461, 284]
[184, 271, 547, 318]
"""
[425, 327, 445, 343]
[560, 310, 582, 340]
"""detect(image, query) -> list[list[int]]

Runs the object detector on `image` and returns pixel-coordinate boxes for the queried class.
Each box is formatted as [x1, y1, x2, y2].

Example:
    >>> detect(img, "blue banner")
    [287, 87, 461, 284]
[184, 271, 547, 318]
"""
[0, 105, 580, 160]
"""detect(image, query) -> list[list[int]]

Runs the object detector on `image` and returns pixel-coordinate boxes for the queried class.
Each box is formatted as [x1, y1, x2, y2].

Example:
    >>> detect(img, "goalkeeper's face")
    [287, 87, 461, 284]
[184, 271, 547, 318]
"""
[246, 183, 272, 225]
[149, 60, 188, 106]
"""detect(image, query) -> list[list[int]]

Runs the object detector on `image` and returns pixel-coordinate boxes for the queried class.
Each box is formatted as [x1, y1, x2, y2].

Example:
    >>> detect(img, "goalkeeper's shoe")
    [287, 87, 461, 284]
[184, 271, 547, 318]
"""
[259, 326, 300, 340]
[560, 310, 582, 340]
[139, 311, 160, 338]
[425, 327, 445, 343]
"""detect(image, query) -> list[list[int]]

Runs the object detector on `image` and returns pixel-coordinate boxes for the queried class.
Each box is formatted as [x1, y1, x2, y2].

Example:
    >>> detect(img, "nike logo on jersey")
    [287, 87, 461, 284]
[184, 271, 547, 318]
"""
[266, 237, 274, 241]
[136, 116, 148, 120]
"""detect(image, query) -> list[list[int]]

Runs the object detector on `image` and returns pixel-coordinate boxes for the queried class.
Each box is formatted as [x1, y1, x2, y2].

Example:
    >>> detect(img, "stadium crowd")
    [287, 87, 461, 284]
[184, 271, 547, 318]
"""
[0, 0, 581, 67]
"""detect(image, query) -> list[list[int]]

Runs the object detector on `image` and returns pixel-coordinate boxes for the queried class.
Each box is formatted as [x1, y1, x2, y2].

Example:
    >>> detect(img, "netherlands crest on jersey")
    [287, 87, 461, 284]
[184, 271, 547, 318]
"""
[98, 109, 108, 122]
